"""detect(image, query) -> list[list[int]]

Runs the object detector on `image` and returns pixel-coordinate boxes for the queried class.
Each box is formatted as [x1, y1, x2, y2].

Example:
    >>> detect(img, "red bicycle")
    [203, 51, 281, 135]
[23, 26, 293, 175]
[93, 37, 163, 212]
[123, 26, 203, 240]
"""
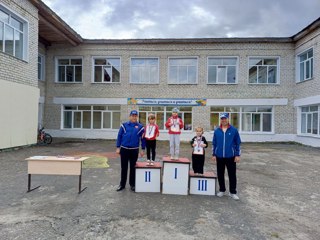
[37, 127, 53, 145]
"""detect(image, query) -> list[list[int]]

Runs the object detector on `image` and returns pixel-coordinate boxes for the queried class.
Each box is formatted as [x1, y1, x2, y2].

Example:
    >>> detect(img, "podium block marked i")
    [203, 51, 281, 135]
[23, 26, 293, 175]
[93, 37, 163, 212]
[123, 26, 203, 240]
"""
[189, 171, 217, 196]
[162, 157, 190, 195]
[135, 162, 161, 192]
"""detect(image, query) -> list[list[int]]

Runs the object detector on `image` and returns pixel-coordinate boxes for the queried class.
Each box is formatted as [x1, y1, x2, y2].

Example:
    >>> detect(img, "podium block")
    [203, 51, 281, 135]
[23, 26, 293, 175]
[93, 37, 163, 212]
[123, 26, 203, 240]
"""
[162, 157, 190, 195]
[135, 162, 161, 192]
[189, 171, 217, 196]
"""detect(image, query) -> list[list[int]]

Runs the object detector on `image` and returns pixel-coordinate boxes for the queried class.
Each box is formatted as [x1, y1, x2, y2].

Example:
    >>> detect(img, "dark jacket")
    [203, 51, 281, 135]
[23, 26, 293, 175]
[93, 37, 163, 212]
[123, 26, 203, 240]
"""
[116, 121, 146, 149]
[212, 125, 241, 158]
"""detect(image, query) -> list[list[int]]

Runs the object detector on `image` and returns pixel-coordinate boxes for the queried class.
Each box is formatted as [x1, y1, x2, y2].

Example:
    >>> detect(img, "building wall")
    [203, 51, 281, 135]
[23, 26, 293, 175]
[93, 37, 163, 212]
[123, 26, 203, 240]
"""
[293, 27, 320, 146]
[294, 27, 320, 99]
[43, 41, 297, 142]
[0, 0, 39, 149]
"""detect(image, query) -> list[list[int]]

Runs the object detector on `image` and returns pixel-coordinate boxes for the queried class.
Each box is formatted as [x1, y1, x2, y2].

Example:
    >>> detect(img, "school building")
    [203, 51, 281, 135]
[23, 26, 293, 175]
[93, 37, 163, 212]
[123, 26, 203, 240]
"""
[1, 0, 320, 149]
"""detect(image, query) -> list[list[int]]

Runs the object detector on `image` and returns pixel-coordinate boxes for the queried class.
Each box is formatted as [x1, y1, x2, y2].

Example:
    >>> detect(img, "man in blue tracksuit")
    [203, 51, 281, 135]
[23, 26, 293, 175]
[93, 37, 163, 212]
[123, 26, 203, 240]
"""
[212, 112, 241, 200]
[116, 110, 145, 192]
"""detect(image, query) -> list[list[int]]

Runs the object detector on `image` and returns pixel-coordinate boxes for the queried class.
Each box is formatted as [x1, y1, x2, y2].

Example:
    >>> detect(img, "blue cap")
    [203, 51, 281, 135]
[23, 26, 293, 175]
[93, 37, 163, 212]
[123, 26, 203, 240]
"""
[130, 110, 138, 115]
[220, 112, 229, 119]
[172, 107, 179, 113]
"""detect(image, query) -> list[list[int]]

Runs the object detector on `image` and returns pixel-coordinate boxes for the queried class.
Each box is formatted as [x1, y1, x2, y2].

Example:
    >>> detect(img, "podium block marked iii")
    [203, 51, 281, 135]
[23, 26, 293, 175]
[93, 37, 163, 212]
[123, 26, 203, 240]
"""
[162, 157, 190, 195]
[135, 161, 161, 192]
[189, 171, 217, 196]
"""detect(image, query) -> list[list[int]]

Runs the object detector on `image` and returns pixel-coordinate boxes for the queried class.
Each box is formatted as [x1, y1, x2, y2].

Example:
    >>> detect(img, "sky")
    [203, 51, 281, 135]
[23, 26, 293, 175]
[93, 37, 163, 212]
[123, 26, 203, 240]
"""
[41, 0, 320, 39]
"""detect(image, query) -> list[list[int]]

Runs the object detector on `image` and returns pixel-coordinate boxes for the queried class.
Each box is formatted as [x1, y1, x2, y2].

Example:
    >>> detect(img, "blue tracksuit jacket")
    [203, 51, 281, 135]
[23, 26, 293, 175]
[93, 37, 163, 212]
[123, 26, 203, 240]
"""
[116, 121, 146, 149]
[212, 125, 241, 158]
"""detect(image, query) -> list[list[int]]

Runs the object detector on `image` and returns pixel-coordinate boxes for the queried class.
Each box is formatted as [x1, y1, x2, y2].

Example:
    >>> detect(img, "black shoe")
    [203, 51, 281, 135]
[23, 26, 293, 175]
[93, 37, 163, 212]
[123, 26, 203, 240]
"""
[116, 185, 125, 191]
[130, 186, 135, 192]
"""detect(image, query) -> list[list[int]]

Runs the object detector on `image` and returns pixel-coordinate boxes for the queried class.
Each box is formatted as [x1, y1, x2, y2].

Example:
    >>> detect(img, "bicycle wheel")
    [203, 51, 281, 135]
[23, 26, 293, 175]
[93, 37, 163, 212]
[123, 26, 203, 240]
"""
[44, 133, 53, 144]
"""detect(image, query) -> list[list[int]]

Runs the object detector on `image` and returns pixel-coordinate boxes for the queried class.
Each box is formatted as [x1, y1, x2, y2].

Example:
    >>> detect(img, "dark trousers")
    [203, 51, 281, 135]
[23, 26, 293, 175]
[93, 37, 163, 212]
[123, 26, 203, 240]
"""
[192, 154, 205, 174]
[146, 139, 156, 161]
[120, 148, 139, 187]
[216, 157, 237, 194]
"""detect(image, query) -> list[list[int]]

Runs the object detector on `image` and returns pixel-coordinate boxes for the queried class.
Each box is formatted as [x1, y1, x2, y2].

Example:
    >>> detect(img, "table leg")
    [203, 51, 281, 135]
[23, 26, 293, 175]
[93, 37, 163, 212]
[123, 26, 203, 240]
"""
[78, 162, 87, 194]
[27, 174, 40, 193]
[78, 174, 87, 194]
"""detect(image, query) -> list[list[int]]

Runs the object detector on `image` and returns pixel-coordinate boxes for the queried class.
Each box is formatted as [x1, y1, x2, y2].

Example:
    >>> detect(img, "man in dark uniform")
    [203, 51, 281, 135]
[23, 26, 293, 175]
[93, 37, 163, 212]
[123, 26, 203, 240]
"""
[116, 110, 145, 191]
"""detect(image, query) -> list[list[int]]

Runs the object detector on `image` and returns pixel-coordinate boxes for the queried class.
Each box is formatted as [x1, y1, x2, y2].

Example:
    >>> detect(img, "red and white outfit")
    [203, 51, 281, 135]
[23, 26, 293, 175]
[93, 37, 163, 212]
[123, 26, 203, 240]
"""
[144, 124, 159, 161]
[165, 116, 184, 159]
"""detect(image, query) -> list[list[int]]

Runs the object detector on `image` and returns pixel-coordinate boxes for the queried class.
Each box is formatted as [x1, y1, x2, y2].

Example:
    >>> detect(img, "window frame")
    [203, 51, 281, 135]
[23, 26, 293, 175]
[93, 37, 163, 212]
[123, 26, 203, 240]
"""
[130, 57, 159, 84]
[248, 56, 280, 84]
[138, 106, 193, 131]
[168, 57, 198, 85]
[207, 56, 239, 84]
[296, 47, 314, 83]
[0, 4, 28, 61]
[92, 56, 121, 83]
[210, 106, 274, 133]
[299, 105, 319, 136]
[38, 53, 45, 81]
[62, 105, 121, 129]
[55, 56, 83, 83]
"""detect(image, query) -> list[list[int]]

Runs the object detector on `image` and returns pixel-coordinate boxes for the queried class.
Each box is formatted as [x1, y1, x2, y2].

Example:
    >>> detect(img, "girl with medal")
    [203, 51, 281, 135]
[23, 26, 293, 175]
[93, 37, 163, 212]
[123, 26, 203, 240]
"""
[144, 114, 159, 165]
[165, 108, 184, 160]
[190, 127, 208, 175]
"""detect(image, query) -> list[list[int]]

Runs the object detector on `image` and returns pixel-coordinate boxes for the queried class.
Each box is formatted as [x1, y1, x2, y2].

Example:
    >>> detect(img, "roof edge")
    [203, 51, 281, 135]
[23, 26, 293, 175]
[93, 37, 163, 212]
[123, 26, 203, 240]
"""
[292, 17, 320, 41]
[82, 37, 293, 44]
[29, 0, 83, 44]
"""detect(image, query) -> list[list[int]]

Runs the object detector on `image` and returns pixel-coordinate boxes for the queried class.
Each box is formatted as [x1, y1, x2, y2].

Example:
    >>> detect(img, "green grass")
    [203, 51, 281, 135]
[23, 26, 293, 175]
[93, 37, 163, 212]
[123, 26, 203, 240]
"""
[83, 156, 109, 168]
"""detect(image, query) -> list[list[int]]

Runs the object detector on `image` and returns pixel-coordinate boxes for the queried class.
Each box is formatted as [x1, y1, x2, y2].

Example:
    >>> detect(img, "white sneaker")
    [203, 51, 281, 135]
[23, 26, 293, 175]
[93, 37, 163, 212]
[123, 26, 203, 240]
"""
[216, 191, 226, 197]
[229, 193, 239, 200]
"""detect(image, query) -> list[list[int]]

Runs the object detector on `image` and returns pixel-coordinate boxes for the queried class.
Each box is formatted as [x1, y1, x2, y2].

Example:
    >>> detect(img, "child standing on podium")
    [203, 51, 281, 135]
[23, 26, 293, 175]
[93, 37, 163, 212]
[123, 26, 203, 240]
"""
[190, 127, 208, 175]
[165, 108, 184, 160]
[144, 114, 159, 165]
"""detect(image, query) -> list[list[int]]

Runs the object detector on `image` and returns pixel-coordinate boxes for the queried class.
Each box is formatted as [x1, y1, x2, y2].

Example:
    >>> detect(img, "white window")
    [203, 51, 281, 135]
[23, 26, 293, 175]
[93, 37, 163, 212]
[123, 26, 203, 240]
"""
[130, 58, 159, 84]
[93, 57, 120, 83]
[0, 5, 28, 60]
[63, 105, 121, 129]
[38, 54, 45, 80]
[297, 48, 313, 82]
[249, 57, 279, 84]
[300, 105, 319, 135]
[208, 57, 237, 84]
[139, 106, 193, 131]
[56, 57, 82, 83]
[210, 107, 240, 130]
[168, 57, 197, 84]
[210, 106, 273, 133]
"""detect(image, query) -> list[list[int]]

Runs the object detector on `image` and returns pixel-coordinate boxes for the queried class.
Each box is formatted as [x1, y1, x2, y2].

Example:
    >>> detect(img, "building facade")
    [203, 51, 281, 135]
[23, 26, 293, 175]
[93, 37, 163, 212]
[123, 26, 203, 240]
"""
[0, 0, 39, 149]
[1, 0, 319, 149]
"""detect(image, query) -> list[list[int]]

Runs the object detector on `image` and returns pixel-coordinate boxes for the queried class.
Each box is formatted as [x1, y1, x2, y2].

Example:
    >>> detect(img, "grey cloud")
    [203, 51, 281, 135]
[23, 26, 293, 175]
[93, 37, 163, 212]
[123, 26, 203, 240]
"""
[42, 0, 320, 39]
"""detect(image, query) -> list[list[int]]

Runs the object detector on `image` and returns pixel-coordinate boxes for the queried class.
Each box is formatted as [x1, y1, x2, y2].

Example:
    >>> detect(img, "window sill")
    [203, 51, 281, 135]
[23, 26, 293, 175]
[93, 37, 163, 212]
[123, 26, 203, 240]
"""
[207, 83, 238, 85]
[129, 83, 160, 85]
[91, 82, 121, 84]
[248, 83, 280, 85]
[296, 78, 314, 84]
[55, 82, 83, 84]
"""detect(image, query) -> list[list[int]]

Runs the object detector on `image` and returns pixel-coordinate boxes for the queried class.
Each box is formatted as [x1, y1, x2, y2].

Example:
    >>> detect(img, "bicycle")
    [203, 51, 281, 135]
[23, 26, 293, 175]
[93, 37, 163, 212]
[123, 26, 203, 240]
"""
[37, 127, 53, 145]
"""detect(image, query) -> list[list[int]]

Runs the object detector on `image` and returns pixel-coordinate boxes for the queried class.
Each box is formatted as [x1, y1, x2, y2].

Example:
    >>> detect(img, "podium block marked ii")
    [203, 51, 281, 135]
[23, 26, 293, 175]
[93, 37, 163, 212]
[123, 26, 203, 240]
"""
[189, 171, 217, 196]
[135, 161, 161, 192]
[162, 157, 190, 195]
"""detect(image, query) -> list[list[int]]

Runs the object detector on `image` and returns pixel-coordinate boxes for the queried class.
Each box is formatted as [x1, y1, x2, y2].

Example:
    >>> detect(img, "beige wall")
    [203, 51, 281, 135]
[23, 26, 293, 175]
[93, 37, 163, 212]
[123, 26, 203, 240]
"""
[0, 0, 39, 149]
[0, 80, 39, 149]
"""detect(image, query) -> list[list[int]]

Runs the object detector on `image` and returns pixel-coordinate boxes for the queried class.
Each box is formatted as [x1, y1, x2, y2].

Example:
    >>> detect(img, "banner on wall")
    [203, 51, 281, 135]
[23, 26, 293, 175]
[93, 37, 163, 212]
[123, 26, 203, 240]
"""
[127, 98, 207, 106]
